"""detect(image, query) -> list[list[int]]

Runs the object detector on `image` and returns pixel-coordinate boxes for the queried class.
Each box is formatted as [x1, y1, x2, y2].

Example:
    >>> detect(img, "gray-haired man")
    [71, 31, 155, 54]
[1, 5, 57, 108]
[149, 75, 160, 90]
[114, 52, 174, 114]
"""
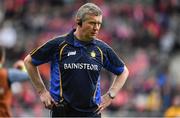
[24, 3, 129, 117]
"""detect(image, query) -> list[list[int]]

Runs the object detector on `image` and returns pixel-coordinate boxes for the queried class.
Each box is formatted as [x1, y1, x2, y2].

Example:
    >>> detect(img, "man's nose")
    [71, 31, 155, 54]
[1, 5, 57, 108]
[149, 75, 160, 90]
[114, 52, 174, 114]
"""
[93, 24, 99, 30]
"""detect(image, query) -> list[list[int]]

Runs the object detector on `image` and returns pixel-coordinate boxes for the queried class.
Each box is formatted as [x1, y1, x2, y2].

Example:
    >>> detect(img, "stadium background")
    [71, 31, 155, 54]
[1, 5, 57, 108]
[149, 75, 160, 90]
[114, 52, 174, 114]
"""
[0, 0, 180, 117]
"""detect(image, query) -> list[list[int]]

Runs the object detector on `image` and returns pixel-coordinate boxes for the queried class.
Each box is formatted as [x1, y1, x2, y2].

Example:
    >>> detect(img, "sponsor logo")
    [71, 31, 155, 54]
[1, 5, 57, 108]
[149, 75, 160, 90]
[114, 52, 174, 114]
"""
[67, 51, 76, 56]
[90, 51, 96, 58]
[64, 63, 99, 71]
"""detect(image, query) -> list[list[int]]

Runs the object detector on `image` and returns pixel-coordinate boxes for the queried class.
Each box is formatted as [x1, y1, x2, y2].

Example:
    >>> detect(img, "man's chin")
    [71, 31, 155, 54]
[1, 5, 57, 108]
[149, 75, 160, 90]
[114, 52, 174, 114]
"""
[91, 35, 96, 38]
[86, 35, 96, 40]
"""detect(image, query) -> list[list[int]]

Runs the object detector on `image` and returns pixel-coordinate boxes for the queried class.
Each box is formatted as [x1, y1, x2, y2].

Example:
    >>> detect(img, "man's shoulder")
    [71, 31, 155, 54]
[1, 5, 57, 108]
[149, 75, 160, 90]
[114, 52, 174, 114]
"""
[47, 33, 68, 46]
[94, 38, 109, 49]
[52, 34, 68, 42]
[54, 33, 68, 39]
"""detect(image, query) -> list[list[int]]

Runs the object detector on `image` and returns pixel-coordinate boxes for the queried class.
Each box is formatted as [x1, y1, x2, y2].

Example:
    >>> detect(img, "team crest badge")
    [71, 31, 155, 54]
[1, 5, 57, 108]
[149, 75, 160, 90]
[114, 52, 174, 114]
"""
[90, 51, 96, 58]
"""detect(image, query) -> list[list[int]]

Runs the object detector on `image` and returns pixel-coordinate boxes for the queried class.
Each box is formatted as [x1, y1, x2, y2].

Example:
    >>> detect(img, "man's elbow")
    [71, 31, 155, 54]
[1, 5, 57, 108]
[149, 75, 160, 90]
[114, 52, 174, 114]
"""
[24, 55, 32, 67]
[123, 65, 129, 77]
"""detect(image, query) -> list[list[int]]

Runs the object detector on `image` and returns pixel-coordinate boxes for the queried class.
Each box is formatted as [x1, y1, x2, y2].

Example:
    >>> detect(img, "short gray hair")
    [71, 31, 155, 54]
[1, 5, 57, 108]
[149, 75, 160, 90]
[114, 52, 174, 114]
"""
[75, 3, 102, 21]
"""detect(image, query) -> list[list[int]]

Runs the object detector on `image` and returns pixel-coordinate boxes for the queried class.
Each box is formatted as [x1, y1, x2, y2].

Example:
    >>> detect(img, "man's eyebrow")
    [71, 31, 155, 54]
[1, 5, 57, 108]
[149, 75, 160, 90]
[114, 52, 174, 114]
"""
[89, 21, 102, 24]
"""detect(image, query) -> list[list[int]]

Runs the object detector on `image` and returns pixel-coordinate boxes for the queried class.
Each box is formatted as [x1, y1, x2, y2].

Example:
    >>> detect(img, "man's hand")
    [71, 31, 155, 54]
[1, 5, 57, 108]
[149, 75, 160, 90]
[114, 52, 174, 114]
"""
[39, 90, 58, 109]
[97, 93, 113, 114]
[96, 65, 129, 114]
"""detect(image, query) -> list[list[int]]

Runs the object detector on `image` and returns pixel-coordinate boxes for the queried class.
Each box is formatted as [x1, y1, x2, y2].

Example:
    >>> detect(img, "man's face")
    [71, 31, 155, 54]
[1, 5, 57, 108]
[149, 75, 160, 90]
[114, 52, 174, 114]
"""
[80, 14, 102, 40]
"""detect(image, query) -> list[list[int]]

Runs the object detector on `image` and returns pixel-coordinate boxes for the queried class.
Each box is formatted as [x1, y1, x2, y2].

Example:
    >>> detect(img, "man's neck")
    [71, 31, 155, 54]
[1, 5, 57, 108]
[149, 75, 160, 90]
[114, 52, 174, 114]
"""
[74, 30, 83, 41]
[74, 29, 93, 42]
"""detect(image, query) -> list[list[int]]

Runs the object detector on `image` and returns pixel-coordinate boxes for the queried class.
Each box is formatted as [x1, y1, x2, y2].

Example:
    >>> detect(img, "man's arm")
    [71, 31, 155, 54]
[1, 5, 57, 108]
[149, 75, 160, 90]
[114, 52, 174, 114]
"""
[108, 65, 129, 98]
[24, 55, 46, 94]
[97, 65, 129, 113]
[24, 54, 56, 109]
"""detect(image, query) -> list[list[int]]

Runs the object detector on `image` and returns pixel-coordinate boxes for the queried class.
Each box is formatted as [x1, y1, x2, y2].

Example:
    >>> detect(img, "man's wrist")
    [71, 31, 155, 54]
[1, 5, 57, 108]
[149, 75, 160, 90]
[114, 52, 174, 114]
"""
[38, 88, 47, 95]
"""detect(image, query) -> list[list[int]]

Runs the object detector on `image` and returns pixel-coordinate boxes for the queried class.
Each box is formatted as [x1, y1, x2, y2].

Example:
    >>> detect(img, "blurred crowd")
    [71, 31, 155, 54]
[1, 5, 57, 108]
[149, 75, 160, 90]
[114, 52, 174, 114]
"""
[0, 0, 180, 117]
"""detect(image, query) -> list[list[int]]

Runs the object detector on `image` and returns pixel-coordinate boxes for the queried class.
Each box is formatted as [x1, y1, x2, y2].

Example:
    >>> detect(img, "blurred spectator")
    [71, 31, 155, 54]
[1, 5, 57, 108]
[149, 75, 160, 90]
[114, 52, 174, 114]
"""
[0, 21, 17, 48]
[0, 46, 29, 117]
[164, 95, 180, 117]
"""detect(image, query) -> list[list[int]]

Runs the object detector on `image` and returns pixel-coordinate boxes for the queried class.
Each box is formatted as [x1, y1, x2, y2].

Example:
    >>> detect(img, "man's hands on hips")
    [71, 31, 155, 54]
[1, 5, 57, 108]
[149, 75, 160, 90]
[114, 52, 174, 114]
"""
[97, 93, 113, 114]
[39, 90, 58, 109]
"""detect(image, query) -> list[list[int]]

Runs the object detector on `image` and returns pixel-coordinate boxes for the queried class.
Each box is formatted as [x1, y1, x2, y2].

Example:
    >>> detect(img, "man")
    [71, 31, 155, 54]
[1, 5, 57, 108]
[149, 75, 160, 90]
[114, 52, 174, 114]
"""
[0, 46, 29, 117]
[24, 3, 129, 117]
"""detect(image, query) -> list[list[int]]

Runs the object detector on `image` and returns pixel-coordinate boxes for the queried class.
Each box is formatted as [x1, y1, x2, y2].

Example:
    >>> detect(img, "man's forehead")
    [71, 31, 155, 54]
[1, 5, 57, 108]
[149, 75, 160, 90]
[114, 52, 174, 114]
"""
[84, 14, 102, 22]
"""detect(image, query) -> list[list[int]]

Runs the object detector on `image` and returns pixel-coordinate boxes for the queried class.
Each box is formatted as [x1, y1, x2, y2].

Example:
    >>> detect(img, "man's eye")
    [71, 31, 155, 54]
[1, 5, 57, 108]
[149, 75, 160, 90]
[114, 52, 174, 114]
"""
[89, 22, 101, 25]
[90, 22, 95, 25]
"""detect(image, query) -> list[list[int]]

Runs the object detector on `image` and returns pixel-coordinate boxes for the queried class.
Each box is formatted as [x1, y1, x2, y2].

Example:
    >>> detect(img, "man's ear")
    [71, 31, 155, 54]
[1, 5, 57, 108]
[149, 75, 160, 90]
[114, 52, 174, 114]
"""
[76, 18, 82, 26]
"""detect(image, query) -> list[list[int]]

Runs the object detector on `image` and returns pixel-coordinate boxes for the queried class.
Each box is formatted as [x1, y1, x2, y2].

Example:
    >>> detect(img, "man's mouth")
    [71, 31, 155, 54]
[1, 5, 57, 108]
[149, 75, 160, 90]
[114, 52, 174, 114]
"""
[91, 32, 97, 35]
